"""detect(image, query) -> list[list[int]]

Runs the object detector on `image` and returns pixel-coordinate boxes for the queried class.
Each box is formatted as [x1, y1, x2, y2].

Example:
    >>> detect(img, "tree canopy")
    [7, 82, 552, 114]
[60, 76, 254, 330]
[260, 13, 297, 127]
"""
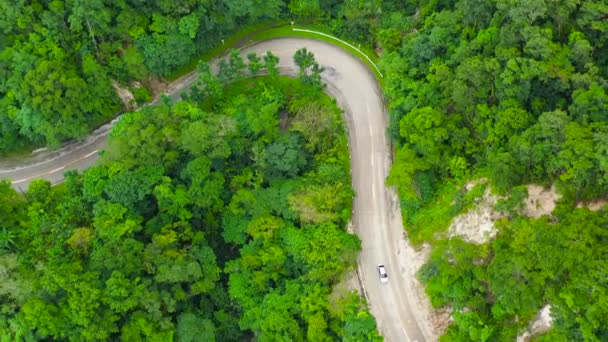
[374, 0, 608, 339]
[0, 51, 380, 341]
[0, 0, 401, 153]
[3, 0, 608, 339]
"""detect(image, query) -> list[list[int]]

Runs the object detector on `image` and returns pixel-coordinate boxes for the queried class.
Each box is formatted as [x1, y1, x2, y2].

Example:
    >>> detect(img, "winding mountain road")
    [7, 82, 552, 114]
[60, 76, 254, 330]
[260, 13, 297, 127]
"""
[0, 38, 433, 342]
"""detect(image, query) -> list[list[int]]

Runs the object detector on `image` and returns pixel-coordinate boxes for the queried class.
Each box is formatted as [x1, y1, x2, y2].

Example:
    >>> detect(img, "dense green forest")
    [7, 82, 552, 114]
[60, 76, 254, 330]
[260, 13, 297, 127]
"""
[0, 51, 382, 341]
[3, 0, 608, 340]
[377, 0, 608, 340]
[0, 0, 410, 152]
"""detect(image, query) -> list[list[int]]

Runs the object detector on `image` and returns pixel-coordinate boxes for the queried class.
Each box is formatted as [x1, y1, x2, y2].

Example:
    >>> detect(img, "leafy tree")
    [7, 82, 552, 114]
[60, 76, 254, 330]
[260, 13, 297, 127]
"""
[137, 31, 196, 76]
[105, 104, 182, 170]
[179, 115, 236, 160]
[294, 48, 325, 88]
[0, 181, 23, 252]
[294, 48, 316, 78]
[263, 51, 280, 78]
[218, 50, 246, 83]
[289, 0, 323, 19]
[569, 83, 608, 123]
[176, 313, 216, 342]
[247, 52, 262, 76]
[289, 183, 350, 225]
[68, 0, 112, 52]
[387, 145, 431, 200]
[197, 62, 223, 99]
[223, 0, 283, 22]
[289, 100, 337, 152]
[262, 132, 309, 178]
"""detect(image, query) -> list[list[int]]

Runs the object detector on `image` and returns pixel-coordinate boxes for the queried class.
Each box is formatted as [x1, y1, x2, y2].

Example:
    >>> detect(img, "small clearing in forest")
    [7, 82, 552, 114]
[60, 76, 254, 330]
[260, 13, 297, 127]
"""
[522, 185, 561, 218]
[517, 304, 553, 341]
[448, 183, 503, 244]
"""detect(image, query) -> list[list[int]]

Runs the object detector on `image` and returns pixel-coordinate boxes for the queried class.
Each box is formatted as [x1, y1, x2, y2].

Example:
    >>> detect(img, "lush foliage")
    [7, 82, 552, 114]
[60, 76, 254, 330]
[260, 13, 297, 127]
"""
[383, 0, 608, 203]
[5, 0, 608, 339]
[373, 0, 608, 340]
[0, 0, 403, 153]
[0, 51, 381, 341]
[0, 0, 290, 151]
[419, 205, 608, 341]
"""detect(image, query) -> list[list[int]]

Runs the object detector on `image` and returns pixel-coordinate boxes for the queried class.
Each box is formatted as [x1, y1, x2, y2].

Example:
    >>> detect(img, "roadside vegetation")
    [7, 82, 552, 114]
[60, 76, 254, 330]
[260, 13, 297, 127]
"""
[0, 50, 382, 341]
[249, 24, 383, 81]
[3, 0, 608, 340]
[0, 1, 392, 154]
[379, 1, 608, 340]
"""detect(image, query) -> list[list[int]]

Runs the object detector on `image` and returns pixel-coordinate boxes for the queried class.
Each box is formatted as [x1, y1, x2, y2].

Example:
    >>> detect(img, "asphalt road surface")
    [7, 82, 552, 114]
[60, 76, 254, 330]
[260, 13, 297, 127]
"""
[0, 38, 432, 342]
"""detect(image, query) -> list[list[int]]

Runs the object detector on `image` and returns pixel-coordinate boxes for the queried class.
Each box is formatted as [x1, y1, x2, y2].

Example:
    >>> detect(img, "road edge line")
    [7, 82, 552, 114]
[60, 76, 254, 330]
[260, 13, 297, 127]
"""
[292, 28, 383, 78]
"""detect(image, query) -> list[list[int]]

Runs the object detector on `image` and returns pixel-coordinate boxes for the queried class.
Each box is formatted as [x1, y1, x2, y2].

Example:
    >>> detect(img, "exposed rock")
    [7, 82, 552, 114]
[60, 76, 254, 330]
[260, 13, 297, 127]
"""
[517, 304, 553, 341]
[522, 185, 561, 218]
[576, 199, 608, 212]
[531, 305, 553, 335]
[448, 187, 503, 244]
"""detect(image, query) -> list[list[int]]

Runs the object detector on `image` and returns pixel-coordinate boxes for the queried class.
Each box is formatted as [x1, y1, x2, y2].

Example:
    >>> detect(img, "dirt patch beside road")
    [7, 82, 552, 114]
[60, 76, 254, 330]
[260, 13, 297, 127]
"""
[112, 81, 135, 111]
[397, 238, 450, 336]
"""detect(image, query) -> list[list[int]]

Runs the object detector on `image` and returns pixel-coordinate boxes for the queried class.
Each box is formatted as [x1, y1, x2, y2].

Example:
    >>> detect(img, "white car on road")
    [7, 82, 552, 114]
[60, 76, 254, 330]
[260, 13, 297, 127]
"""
[377, 264, 388, 283]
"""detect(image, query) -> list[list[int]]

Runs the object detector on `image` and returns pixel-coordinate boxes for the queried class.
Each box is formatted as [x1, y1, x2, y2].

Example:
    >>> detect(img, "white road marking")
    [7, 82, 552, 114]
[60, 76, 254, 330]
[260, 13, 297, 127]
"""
[83, 150, 98, 158]
[292, 28, 384, 78]
[10, 149, 99, 185]
[49, 166, 65, 173]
